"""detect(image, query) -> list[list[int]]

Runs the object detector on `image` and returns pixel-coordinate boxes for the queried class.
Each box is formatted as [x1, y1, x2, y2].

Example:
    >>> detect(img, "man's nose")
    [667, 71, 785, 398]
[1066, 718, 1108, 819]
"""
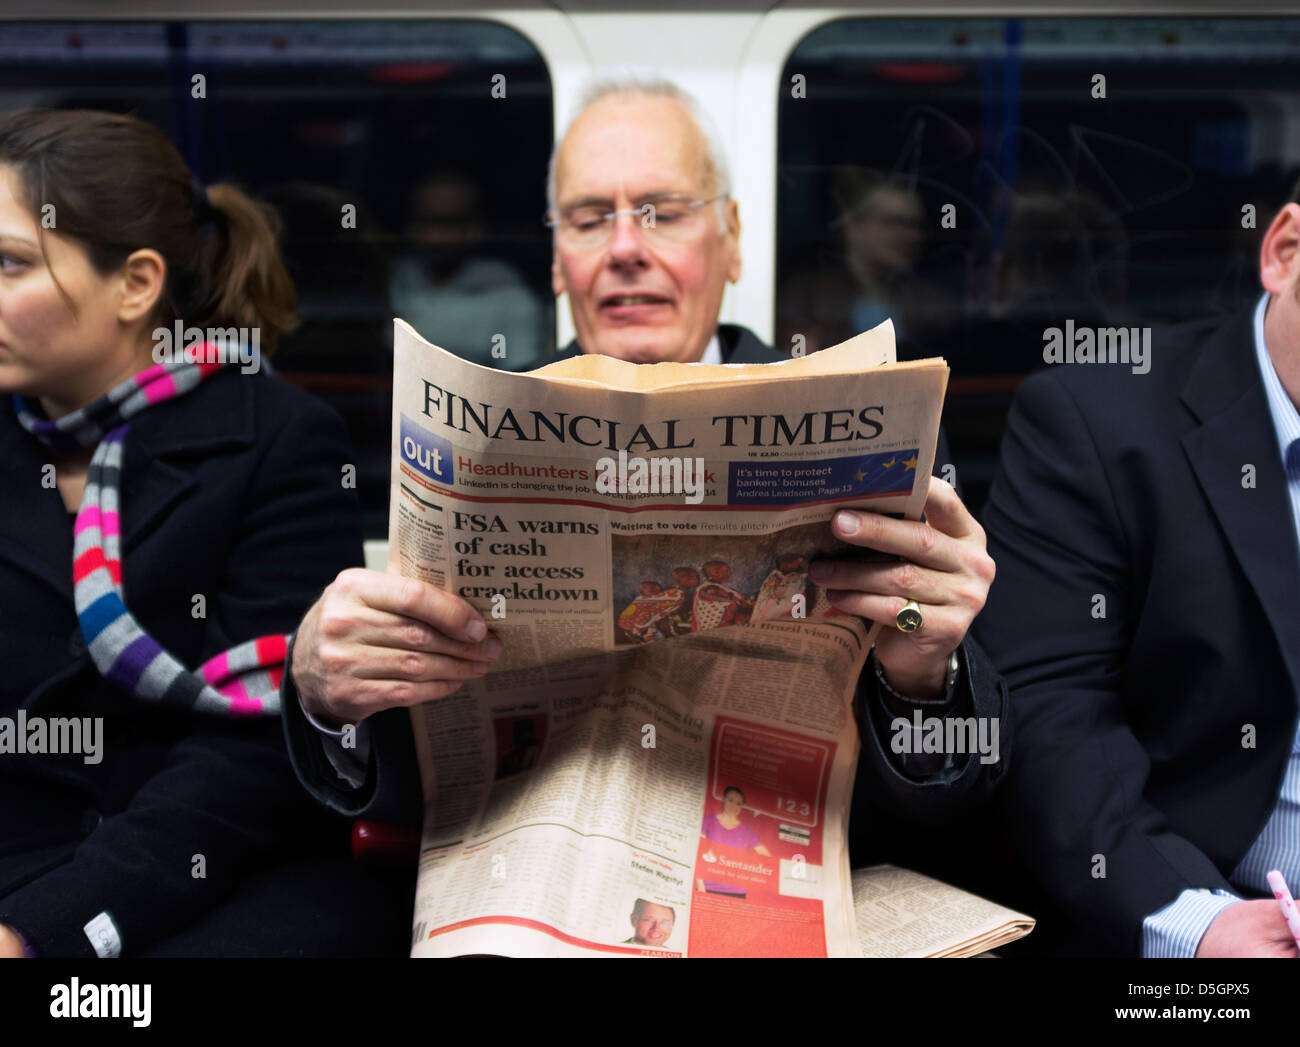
[606, 210, 650, 269]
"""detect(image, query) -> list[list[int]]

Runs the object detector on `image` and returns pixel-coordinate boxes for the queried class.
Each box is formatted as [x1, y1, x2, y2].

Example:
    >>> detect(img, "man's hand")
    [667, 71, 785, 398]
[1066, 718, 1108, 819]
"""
[291, 568, 503, 725]
[810, 477, 995, 699]
[1196, 900, 1299, 957]
[0, 924, 28, 958]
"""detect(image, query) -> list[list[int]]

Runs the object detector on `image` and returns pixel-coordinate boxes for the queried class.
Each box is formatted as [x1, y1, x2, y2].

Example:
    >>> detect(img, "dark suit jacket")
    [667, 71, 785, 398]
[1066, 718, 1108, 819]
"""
[973, 306, 1297, 955]
[284, 323, 1009, 867]
[0, 368, 365, 956]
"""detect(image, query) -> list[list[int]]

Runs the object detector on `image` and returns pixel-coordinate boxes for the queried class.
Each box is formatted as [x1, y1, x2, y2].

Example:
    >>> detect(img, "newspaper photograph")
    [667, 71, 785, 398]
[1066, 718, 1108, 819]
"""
[387, 317, 948, 957]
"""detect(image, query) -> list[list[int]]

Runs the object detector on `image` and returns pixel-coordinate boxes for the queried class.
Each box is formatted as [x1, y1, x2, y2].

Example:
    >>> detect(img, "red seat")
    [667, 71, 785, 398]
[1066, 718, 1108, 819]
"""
[351, 820, 420, 866]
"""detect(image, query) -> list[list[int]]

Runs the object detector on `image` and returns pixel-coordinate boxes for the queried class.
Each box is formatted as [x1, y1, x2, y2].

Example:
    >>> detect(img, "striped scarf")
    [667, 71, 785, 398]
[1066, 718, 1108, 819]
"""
[14, 354, 286, 717]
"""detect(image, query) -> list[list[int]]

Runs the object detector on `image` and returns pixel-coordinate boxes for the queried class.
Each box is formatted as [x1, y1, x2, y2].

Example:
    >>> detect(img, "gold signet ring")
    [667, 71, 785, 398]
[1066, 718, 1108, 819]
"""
[895, 600, 923, 633]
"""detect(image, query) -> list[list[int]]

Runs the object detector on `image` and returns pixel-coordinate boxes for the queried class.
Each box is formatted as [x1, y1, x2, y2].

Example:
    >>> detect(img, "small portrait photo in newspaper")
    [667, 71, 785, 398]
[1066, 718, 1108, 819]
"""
[623, 897, 678, 949]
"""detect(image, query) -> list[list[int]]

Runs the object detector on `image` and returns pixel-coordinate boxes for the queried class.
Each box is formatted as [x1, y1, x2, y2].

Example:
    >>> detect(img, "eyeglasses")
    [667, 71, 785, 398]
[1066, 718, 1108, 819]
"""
[545, 194, 727, 249]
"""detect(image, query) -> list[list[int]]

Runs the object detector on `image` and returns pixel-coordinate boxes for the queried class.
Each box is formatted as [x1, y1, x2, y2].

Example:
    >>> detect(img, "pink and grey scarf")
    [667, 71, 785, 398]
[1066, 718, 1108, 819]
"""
[14, 355, 287, 716]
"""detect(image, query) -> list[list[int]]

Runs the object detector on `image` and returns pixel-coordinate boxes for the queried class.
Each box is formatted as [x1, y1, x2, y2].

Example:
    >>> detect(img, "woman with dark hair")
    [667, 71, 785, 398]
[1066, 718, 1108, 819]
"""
[697, 785, 771, 897]
[701, 787, 771, 856]
[0, 109, 389, 957]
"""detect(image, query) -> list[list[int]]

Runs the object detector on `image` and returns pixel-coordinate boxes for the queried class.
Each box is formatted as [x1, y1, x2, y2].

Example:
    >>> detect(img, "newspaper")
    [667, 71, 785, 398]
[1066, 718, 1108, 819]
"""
[853, 865, 1035, 958]
[388, 317, 948, 957]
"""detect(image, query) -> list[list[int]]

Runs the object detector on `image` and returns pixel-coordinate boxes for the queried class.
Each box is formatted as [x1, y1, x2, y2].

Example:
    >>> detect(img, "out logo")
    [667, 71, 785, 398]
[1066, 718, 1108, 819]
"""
[400, 414, 454, 484]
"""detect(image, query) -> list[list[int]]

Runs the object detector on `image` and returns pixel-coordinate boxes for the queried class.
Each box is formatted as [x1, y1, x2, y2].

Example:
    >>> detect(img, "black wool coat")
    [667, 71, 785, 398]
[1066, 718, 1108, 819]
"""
[0, 367, 364, 957]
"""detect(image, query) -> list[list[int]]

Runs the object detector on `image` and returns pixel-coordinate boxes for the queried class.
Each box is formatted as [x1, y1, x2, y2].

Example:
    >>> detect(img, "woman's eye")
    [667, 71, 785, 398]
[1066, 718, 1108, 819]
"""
[0, 255, 28, 273]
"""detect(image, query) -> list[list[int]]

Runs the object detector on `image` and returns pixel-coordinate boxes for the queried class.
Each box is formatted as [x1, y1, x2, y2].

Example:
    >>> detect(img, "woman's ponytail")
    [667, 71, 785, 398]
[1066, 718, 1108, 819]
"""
[195, 184, 297, 355]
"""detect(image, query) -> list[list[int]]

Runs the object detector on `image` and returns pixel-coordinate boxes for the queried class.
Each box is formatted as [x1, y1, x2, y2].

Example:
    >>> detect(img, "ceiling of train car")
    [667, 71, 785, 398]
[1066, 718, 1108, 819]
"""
[12, 0, 1300, 17]
[0, 0, 762, 14]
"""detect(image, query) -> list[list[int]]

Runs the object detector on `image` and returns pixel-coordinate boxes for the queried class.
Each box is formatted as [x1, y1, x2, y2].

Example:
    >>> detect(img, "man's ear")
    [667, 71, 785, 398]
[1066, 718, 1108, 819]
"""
[725, 199, 742, 284]
[1260, 203, 1300, 297]
[551, 246, 567, 299]
[117, 248, 166, 326]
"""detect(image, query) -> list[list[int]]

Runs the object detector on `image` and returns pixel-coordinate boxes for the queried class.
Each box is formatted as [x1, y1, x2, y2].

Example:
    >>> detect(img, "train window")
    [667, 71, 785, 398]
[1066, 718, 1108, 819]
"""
[0, 20, 554, 537]
[778, 17, 1300, 512]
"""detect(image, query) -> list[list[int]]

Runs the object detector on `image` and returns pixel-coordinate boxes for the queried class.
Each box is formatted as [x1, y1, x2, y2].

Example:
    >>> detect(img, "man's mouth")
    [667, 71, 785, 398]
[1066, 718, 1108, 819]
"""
[601, 294, 671, 310]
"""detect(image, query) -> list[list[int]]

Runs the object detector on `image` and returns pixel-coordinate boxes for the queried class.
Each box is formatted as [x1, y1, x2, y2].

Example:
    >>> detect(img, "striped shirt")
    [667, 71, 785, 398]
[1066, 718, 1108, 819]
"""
[1143, 293, 1300, 955]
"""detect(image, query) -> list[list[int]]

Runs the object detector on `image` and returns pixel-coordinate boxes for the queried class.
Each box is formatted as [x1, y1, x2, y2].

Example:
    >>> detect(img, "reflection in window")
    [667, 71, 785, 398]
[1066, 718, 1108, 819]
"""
[779, 18, 1300, 511]
[0, 21, 555, 536]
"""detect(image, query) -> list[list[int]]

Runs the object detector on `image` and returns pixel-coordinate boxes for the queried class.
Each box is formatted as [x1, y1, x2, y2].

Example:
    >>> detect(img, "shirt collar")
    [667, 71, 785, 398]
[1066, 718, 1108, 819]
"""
[1252, 292, 1300, 476]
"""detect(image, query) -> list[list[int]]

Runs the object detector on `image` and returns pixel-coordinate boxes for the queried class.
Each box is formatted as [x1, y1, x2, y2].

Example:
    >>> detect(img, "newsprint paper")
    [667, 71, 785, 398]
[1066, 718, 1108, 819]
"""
[854, 865, 1035, 958]
[389, 318, 947, 957]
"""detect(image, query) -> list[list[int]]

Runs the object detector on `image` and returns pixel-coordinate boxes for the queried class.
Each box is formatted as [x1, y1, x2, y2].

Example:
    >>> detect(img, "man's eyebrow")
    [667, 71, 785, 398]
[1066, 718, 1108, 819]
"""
[630, 190, 693, 202]
[559, 195, 614, 211]
[560, 190, 695, 210]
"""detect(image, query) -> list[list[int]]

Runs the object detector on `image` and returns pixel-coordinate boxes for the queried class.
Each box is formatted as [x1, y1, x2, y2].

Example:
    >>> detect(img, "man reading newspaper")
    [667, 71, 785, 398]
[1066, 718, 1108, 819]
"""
[281, 79, 1008, 953]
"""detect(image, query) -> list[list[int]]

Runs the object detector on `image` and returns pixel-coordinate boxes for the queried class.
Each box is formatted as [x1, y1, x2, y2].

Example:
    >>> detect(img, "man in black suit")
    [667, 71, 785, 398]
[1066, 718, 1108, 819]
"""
[282, 79, 1006, 882]
[974, 188, 1300, 957]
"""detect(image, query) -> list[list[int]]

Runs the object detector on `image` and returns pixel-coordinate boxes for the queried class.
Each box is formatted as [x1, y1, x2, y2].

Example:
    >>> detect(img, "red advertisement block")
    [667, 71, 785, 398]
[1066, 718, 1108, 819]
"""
[712, 718, 831, 828]
[688, 892, 826, 958]
[688, 716, 835, 956]
[694, 836, 779, 895]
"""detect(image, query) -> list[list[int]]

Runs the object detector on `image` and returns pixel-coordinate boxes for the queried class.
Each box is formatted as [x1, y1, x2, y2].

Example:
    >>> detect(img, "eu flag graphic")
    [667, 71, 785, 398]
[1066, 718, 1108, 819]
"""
[728, 448, 919, 505]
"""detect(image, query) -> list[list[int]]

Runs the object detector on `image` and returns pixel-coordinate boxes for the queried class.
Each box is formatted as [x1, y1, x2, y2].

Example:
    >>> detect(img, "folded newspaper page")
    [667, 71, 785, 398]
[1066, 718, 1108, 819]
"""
[389, 318, 948, 957]
[853, 865, 1035, 958]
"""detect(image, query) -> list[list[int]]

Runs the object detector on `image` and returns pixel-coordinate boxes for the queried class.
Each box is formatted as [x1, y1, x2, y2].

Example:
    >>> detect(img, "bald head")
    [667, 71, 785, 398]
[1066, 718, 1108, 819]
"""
[548, 82, 741, 364]
[548, 83, 729, 215]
